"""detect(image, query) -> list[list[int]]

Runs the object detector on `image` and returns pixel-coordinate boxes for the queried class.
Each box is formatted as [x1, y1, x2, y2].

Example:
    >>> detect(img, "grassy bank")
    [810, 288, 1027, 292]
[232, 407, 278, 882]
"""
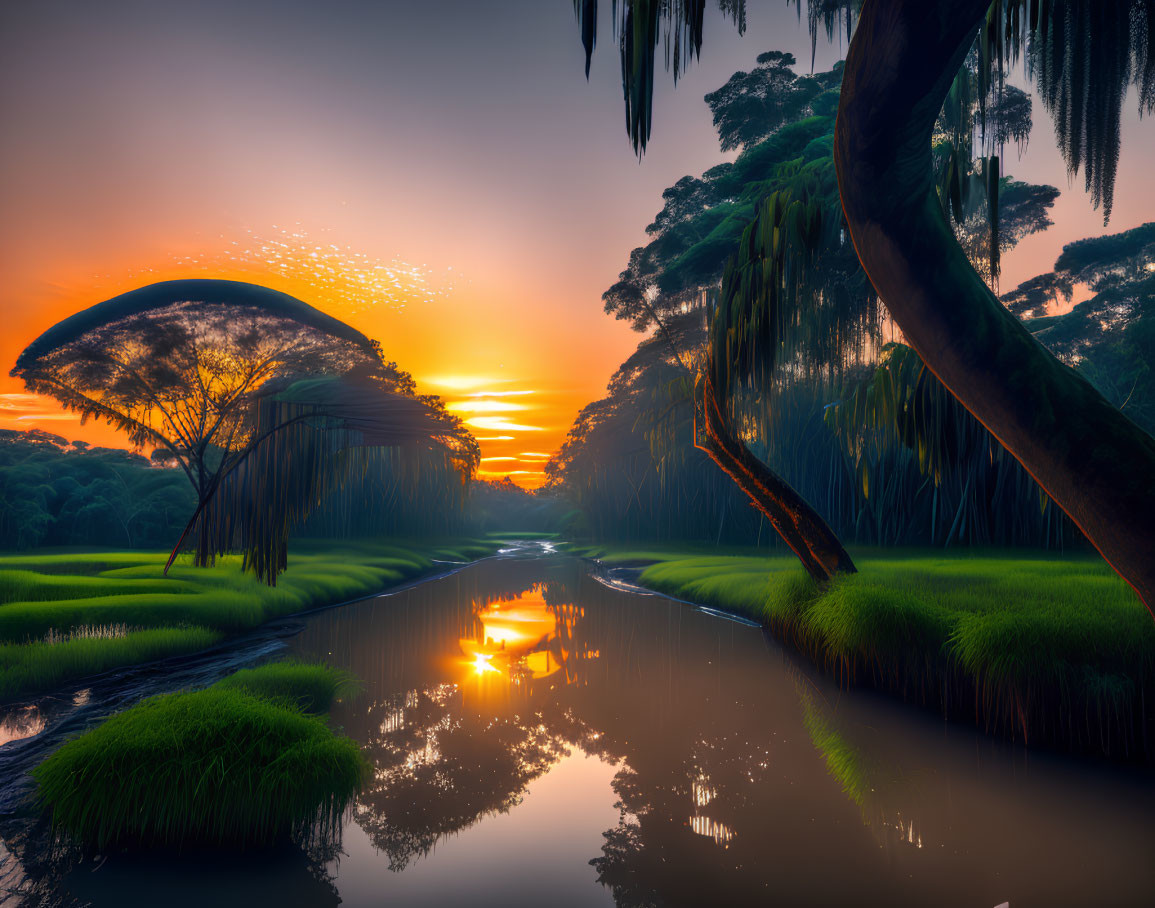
[34, 661, 366, 850]
[581, 544, 1155, 759]
[0, 536, 496, 700]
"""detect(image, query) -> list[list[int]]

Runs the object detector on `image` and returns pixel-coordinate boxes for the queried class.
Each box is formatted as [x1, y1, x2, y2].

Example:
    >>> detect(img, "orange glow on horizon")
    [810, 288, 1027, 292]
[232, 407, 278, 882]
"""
[465, 416, 544, 432]
[0, 223, 628, 487]
[447, 400, 531, 414]
[425, 375, 512, 391]
[4, 6, 1154, 494]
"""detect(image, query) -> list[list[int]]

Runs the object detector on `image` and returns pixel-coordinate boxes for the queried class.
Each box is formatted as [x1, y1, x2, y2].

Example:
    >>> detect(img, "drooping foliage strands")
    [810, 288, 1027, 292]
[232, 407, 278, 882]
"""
[573, 0, 746, 155]
[171, 377, 476, 584]
[706, 188, 829, 407]
[578, 1, 1153, 227]
[551, 364, 1083, 551]
[980, 0, 1155, 222]
[602, 167, 863, 580]
[825, 343, 1077, 547]
[556, 46, 1070, 559]
[693, 182, 863, 581]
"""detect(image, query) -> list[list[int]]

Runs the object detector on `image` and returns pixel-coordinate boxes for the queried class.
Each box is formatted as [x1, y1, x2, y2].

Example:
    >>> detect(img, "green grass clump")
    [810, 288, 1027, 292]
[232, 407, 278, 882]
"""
[0, 590, 268, 642]
[0, 628, 221, 699]
[214, 660, 357, 714]
[33, 668, 368, 850]
[617, 547, 1155, 757]
[0, 552, 165, 575]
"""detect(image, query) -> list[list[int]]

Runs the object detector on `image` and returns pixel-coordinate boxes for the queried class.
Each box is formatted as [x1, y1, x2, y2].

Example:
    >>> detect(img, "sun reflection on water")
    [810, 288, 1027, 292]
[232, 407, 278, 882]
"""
[456, 584, 594, 693]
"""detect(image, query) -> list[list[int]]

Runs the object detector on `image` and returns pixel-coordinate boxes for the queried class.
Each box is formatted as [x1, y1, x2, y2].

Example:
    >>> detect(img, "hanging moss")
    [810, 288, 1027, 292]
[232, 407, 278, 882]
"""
[171, 376, 477, 585]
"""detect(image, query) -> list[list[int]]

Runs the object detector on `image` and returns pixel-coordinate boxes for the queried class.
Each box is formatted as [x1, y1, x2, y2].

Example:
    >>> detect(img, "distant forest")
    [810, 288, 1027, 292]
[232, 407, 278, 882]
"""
[0, 428, 560, 551]
[0, 429, 196, 550]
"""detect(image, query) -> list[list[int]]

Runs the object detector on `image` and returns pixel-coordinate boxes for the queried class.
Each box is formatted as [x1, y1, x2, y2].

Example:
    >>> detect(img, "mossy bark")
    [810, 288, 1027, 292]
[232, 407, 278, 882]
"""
[835, 0, 1155, 617]
[697, 375, 856, 582]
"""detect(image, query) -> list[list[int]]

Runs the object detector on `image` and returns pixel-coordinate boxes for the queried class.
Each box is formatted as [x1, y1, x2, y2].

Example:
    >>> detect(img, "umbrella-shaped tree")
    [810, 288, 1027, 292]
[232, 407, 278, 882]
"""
[12, 279, 476, 576]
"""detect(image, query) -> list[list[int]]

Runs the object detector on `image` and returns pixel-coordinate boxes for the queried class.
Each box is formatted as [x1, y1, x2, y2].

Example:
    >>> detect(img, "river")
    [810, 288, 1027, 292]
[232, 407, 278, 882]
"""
[2, 543, 1154, 906]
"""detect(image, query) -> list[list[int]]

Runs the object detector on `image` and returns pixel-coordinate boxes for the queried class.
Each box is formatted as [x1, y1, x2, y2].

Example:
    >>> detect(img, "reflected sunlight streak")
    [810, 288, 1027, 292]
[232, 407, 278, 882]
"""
[466, 417, 544, 432]
[447, 401, 531, 414]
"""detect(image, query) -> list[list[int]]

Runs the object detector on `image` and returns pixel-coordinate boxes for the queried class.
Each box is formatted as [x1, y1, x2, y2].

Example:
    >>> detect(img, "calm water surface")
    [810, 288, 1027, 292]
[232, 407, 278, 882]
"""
[6, 546, 1155, 906]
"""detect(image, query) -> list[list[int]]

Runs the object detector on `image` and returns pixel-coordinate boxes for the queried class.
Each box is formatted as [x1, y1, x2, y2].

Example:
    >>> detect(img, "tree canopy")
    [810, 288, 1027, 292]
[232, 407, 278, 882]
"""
[14, 279, 480, 580]
[705, 50, 841, 152]
[1008, 221, 1155, 432]
[12, 280, 382, 496]
[551, 49, 1073, 552]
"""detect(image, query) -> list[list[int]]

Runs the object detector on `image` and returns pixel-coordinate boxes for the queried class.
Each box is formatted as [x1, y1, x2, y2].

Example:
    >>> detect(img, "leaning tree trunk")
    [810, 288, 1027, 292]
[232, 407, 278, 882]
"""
[835, 1, 1155, 617]
[696, 374, 856, 583]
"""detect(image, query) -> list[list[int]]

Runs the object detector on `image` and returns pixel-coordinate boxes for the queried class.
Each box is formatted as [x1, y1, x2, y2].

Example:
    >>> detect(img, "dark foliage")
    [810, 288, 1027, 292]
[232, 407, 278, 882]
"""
[553, 50, 1074, 550]
[182, 375, 478, 583]
[0, 430, 195, 551]
[11, 280, 386, 564]
[575, 0, 1153, 226]
[13, 280, 480, 580]
[1007, 221, 1155, 432]
[705, 51, 841, 152]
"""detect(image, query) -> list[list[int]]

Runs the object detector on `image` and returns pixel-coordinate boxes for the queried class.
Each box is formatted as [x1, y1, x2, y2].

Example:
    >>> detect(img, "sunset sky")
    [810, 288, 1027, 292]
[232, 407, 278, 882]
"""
[2, 1, 1153, 488]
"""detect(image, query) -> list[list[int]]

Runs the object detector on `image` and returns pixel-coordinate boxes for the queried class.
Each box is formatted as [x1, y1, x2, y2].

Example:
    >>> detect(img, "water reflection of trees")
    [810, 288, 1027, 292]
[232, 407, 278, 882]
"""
[294, 560, 602, 872]
[292, 558, 1155, 907]
[354, 684, 569, 870]
[0, 813, 342, 908]
[295, 560, 798, 902]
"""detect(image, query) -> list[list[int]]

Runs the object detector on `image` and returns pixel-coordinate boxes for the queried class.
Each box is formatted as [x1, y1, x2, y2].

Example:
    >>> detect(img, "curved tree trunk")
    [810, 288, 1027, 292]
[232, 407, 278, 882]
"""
[835, 1, 1155, 617]
[696, 374, 856, 583]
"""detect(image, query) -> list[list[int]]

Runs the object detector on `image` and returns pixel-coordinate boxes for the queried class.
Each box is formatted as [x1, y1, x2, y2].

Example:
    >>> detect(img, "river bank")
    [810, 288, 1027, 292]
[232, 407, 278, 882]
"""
[0, 536, 499, 703]
[575, 543, 1155, 760]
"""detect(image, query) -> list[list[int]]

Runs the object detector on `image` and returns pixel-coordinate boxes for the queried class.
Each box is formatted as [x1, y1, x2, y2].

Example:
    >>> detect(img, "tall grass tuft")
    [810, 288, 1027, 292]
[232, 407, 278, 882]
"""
[0, 628, 221, 699]
[215, 660, 358, 714]
[33, 663, 368, 851]
[42, 623, 133, 644]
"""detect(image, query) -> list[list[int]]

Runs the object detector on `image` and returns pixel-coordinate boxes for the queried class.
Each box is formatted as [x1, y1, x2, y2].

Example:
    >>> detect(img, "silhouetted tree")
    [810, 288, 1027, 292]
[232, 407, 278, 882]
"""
[179, 373, 478, 582]
[12, 279, 382, 562]
[13, 279, 479, 579]
[570, 0, 1155, 615]
[1008, 221, 1155, 433]
[586, 47, 1058, 578]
